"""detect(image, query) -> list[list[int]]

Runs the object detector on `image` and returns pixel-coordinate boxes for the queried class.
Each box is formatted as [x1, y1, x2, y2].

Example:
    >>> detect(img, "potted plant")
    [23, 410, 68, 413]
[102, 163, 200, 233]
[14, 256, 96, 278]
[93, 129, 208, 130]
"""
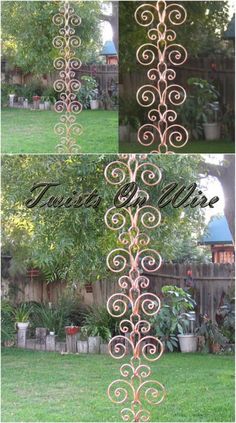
[177, 310, 198, 353]
[14, 303, 32, 329]
[83, 306, 113, 353]
[196, 315, 228, 353]
[77, 75, 99, 110]
[89, 88, 99, 110]
[34, 303, 63, 336]
[179, 77, 220, 141]
[157, 285, 197, 353]
[202, 101, 221, 141]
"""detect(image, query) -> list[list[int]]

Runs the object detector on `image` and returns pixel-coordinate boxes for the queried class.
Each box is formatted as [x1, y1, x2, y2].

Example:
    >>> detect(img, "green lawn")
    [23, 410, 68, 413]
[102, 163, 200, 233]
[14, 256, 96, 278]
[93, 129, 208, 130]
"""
[120, 139, 235, 154]
[1, 348, 234, 422]
[1, 109, 118, 154]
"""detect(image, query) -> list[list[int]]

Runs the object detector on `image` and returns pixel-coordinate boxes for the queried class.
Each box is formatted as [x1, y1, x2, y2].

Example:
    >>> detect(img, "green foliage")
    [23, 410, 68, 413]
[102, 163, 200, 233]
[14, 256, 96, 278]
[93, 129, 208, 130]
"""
[1, 301, 16, 344]
[82, 306, 117, 341]
[33, 303, 65, 335]
[119, 1, 230, 72]
[152, 285, 196, 351]
[1, 1, 103, 74]
[77, 75, 98, 109]
[13, 302, 32, 323]
[2, 155, 207, 286]
[217, 292, 235, 344]
[27, 293, 87, 338]
[179, 78, 220, 139]
[196, 316, 228, 347]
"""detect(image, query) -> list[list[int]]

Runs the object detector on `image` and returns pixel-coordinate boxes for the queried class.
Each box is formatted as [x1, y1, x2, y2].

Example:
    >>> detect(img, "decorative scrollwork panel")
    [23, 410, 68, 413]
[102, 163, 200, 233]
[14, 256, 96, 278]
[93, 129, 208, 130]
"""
[53, 0, 82, 153]
[135, 1, 188, 153]
[105, 155, 166, 422]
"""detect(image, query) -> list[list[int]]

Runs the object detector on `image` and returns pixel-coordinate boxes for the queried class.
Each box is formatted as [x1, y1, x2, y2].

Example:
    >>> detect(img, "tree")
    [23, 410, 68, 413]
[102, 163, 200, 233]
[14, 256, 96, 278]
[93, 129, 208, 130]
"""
[2, 155, 210, 286]
[1, 1, 103, 74]
[119, 1, 230, 72]
[99, 1, 118, 52]
[200, 155, 235, 242]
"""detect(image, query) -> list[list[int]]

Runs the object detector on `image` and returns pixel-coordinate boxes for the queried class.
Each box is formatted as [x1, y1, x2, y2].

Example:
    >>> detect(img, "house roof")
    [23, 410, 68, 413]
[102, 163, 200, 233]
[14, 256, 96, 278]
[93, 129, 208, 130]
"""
[100, 40, 117, 56]
[200, 216, 233, 245]
[224, 14, 235, 40]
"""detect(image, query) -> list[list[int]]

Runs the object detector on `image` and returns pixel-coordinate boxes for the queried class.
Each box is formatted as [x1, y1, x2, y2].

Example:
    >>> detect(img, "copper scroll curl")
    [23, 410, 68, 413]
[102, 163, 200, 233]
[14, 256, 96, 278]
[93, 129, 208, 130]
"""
[53, 0, 82, 153]
[135, 1, 188, 153]
[105, 154, 166, 422]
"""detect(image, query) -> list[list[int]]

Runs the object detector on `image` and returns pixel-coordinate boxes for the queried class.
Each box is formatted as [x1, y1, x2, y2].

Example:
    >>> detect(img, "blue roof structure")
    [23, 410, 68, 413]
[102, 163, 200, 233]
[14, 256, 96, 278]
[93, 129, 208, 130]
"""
[100, 40, 117, 56]
[200, 216, 233, 245]
[224, 14, 235, 39]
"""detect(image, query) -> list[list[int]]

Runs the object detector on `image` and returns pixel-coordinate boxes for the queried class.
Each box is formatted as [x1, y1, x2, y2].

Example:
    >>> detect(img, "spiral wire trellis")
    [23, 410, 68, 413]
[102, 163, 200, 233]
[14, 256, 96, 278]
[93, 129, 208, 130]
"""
[53, 0, 82, 153]
[105, 154, 166, 422]
[135, 1, 188, 153]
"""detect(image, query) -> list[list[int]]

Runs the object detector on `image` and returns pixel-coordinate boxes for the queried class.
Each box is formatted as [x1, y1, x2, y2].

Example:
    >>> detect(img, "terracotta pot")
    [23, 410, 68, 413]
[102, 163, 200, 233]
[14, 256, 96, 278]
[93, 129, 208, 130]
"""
[65, 326, 80, 336]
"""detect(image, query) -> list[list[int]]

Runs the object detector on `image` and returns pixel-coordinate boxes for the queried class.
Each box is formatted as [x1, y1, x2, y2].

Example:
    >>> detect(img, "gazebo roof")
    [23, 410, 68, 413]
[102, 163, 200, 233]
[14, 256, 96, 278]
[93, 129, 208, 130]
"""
[200, 216, 233, 245]
[100, 40, 117, 56]
[223, 14, 235, 40]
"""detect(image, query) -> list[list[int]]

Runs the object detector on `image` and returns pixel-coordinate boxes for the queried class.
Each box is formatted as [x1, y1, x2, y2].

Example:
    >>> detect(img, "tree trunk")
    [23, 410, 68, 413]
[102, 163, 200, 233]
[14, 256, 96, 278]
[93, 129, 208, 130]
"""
[201, 155, 235, 242]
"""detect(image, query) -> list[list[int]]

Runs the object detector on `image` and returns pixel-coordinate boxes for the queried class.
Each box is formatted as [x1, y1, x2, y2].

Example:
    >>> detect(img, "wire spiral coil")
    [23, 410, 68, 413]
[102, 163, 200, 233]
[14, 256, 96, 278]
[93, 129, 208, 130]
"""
[135, 1, 188, 153]
[53, 0, 82, 153]
[105, 154, 166, 422]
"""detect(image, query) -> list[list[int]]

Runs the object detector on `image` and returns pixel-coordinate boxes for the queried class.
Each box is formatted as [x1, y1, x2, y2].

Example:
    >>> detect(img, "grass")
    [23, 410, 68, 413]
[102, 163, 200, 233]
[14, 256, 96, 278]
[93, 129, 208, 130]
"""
[1, 348, 235, 422]
[1, 108, 118, 154]
[120, 139, 235, 154]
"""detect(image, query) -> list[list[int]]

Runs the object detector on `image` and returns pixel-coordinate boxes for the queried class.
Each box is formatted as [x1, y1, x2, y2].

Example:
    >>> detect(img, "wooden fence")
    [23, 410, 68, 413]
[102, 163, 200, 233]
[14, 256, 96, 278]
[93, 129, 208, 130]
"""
[2, 261, 234, 323]
[120, 56, 235, 107]
[21, 64, 118, 93]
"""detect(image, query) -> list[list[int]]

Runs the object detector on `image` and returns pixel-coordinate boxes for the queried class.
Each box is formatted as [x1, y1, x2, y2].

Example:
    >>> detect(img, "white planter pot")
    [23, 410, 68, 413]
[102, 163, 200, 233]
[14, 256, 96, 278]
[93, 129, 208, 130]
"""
[119, 125, 130, 142]
[203, 123, 221, 140]
[9, 94, 15, 107]
[77, 340, 88, 353]
[90, 100, 99, 110]
[178, 334, 197, 353]
[44, 101, 50, 110]
[49, 331, 55, 336]
[39, 103, 45, 110]
[17, 322, 29, 330]
[88, 336, 100, 354]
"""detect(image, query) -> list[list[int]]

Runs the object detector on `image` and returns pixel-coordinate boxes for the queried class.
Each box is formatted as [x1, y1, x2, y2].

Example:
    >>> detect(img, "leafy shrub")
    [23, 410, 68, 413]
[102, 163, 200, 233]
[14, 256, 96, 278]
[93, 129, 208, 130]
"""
[77, 75, 98, 109]
[82, 306, 118, 342]
[179, 77, 220, 139]
[151, 285, 196, 352]
[1, 300, 16, 344]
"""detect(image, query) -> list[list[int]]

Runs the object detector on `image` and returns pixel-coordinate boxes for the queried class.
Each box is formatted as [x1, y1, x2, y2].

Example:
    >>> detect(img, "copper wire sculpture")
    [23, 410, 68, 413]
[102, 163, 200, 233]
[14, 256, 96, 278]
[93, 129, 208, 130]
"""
[135, 1, 188, 153]
[105, 154, 166, 422]
[53, 0, 82, 153]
